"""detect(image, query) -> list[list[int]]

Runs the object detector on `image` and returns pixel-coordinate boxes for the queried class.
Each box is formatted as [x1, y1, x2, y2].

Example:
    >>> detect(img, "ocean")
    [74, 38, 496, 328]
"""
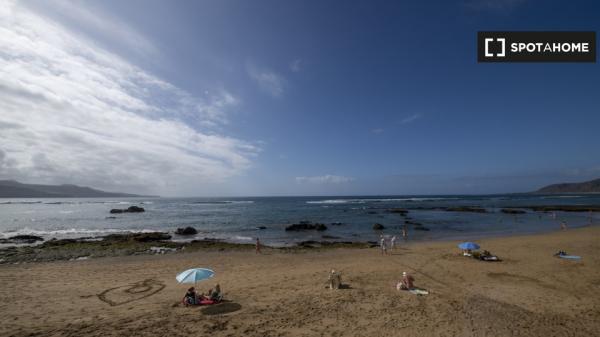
[0, 194, 598, 246]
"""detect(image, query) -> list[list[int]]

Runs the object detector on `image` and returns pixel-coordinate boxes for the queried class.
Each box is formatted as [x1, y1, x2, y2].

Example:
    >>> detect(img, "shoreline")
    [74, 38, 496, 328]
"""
[1, 223, 596, 265]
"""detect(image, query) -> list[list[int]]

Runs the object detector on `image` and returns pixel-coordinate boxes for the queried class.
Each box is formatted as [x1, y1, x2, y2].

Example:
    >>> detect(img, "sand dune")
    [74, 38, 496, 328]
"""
[1, 227, 599, 336]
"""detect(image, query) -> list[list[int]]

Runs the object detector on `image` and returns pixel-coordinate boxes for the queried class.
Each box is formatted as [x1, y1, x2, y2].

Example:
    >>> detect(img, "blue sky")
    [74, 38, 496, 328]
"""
[0, 0, 598, 196]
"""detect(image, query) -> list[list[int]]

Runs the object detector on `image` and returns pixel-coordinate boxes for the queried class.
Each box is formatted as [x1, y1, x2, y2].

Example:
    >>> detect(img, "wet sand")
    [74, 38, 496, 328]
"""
[1, 226, 599, 337]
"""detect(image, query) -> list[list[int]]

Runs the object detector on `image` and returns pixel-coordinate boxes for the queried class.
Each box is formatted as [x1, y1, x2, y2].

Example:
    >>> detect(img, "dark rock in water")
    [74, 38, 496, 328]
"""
[366, 211, 378, 215]
[285, 222, 328, 231]
[40, 238, 80, 247]
[388, 208, 409, 215]
[105, 216, 117, 219]
[372, 223, 385, 230]
[0, 235, 44, 244]
[256, 226, 267, 230]
[501, 208, 526, 214]
[330, 222, 343, 226]
[321, 235, 341, 239]
[103, 232, 171, 242]
[520, 205, 600, 212]
[109, 206, 145, 214]
[413, 226, 430, 231]
[446, 206, 487, 213]
[175, 227, 198, 235]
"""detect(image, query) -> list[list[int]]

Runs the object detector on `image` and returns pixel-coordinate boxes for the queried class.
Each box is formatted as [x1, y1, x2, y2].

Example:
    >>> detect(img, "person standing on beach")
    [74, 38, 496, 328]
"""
[390, 236, 396, 251]
[255, 237, 261, 254]
[560, 221, 568, 231]
[380, 236, 387, 255]
[402, 224, 408, 240]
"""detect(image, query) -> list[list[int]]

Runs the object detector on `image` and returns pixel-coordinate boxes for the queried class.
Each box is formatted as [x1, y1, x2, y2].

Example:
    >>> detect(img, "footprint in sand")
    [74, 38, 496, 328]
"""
[97, 279, 165, 306]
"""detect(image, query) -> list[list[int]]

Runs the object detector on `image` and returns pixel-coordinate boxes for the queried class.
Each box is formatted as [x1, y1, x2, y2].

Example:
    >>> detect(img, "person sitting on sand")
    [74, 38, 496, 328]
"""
[328, 269, 342, 290]
[396, 271, 414, 290]
[208, 284, 222, 301]
[183, 287, 198, 306]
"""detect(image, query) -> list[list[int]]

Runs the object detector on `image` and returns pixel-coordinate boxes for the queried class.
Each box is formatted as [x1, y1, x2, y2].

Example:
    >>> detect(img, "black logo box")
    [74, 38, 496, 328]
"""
[478, 31, 596, 62]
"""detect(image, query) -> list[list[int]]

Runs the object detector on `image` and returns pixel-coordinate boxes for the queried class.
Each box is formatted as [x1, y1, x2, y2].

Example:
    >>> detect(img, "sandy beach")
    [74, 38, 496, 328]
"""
[1, 226, 599, 337]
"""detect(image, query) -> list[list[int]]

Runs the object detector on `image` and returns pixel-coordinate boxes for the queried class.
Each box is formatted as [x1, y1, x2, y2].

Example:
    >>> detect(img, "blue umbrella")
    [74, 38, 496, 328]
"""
[458, 242, 480, 250]
[176, 268, 215, 286]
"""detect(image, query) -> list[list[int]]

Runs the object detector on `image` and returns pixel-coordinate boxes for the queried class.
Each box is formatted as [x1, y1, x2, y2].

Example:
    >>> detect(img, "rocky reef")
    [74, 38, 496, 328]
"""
[109, 206, 145, 214]
[285, 221, 328, 231]
[175, 227, 198, 235]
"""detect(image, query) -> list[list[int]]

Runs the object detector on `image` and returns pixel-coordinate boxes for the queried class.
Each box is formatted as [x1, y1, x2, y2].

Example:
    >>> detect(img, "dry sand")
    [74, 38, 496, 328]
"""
[1, 226, 599, 337]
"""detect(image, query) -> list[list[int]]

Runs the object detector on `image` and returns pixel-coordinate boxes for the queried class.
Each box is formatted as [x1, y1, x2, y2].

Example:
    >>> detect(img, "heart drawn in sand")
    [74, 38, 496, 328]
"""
[97, 279, 165, 306]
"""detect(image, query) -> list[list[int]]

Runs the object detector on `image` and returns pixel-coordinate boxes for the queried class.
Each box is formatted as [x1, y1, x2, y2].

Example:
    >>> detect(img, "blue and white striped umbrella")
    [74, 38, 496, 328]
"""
[176, 268, 215, 284]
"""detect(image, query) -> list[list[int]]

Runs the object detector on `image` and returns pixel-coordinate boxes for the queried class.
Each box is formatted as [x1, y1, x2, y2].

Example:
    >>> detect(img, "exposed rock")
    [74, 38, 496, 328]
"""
[105, 216, 117, 219]
[372, 223, 385, 230]
[501, 208, 526, 214]
[413, 226, 430, 231]
[175, 227, 198, 235]
[102, 232, 171, 242]
[321, 235, 341, 239]
[256, 226, 267, 230]
[366, 211, 378, 215]
[285, 222, 327, 231]
[520, 205, 600, 212]
[388, 208, 409, 215]
[0, 235, 44, 244]
[109, 206, 145, 214]
[446, 206, 487, 213]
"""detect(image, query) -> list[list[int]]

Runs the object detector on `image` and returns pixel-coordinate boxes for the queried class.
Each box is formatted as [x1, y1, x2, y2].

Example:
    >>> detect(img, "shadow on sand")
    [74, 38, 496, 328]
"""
[201, 301, 242, 315]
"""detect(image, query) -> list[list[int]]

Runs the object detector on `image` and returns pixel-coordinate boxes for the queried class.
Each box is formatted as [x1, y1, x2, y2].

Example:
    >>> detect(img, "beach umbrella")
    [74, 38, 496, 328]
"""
[176, 268, 215, 287]
[458, 242, 480, 250]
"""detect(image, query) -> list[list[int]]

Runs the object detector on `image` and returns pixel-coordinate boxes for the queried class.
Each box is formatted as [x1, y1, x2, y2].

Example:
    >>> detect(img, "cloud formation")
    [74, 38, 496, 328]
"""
[400, 113, 422, 124]
[247, 63, 285, 97]
[295, 175, 355, 184]
[0, 0, 258, 195]
[290, 59, 302, 72]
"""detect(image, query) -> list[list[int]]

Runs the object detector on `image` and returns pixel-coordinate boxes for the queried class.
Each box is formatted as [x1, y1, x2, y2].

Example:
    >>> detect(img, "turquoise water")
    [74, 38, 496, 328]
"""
[0, 194, 598, 246]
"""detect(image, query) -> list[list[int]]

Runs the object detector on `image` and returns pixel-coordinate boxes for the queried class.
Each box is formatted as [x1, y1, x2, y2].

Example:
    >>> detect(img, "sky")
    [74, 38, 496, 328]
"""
[0, 0, 599, 197]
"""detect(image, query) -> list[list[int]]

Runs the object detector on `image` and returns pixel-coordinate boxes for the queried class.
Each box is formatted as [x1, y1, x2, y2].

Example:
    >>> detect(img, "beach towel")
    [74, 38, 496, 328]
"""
[408, 289, 429, 296]
[558, 255, 581, 260]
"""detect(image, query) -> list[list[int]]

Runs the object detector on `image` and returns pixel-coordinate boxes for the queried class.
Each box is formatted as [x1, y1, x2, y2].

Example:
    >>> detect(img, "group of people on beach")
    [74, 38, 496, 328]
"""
[183, 284, 222, 306]
[379, 235, 397, 255]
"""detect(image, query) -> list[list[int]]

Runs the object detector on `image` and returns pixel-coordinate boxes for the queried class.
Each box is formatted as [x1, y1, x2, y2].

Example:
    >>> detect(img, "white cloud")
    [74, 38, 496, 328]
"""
[22, 0, 158, 58]
[246, 63, 285, 97]
[0, 0, 258, 196]
[290, 59, 302, 72]
[400, 113, 422, 124]
[295, 175, 355, 184]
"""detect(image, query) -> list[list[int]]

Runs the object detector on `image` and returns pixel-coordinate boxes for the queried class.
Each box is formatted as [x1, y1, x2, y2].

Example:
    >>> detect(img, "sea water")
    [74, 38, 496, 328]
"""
[0, 194, 598, 246]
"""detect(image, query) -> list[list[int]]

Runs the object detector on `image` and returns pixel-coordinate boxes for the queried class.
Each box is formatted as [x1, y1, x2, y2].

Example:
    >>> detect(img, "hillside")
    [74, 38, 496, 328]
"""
[0, 180, 145, 198]
[535, 178, 600, 194]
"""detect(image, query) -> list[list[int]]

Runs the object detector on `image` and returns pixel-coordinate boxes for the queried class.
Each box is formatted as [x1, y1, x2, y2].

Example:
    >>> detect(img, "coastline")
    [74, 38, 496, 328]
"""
[1, 226, 599, 336]
[1, 222, 598, 265]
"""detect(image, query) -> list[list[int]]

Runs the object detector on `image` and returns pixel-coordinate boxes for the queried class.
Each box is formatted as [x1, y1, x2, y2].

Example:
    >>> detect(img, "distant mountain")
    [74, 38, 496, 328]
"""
[535, 178, 600, 194]
[0, 180, 148, 198]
